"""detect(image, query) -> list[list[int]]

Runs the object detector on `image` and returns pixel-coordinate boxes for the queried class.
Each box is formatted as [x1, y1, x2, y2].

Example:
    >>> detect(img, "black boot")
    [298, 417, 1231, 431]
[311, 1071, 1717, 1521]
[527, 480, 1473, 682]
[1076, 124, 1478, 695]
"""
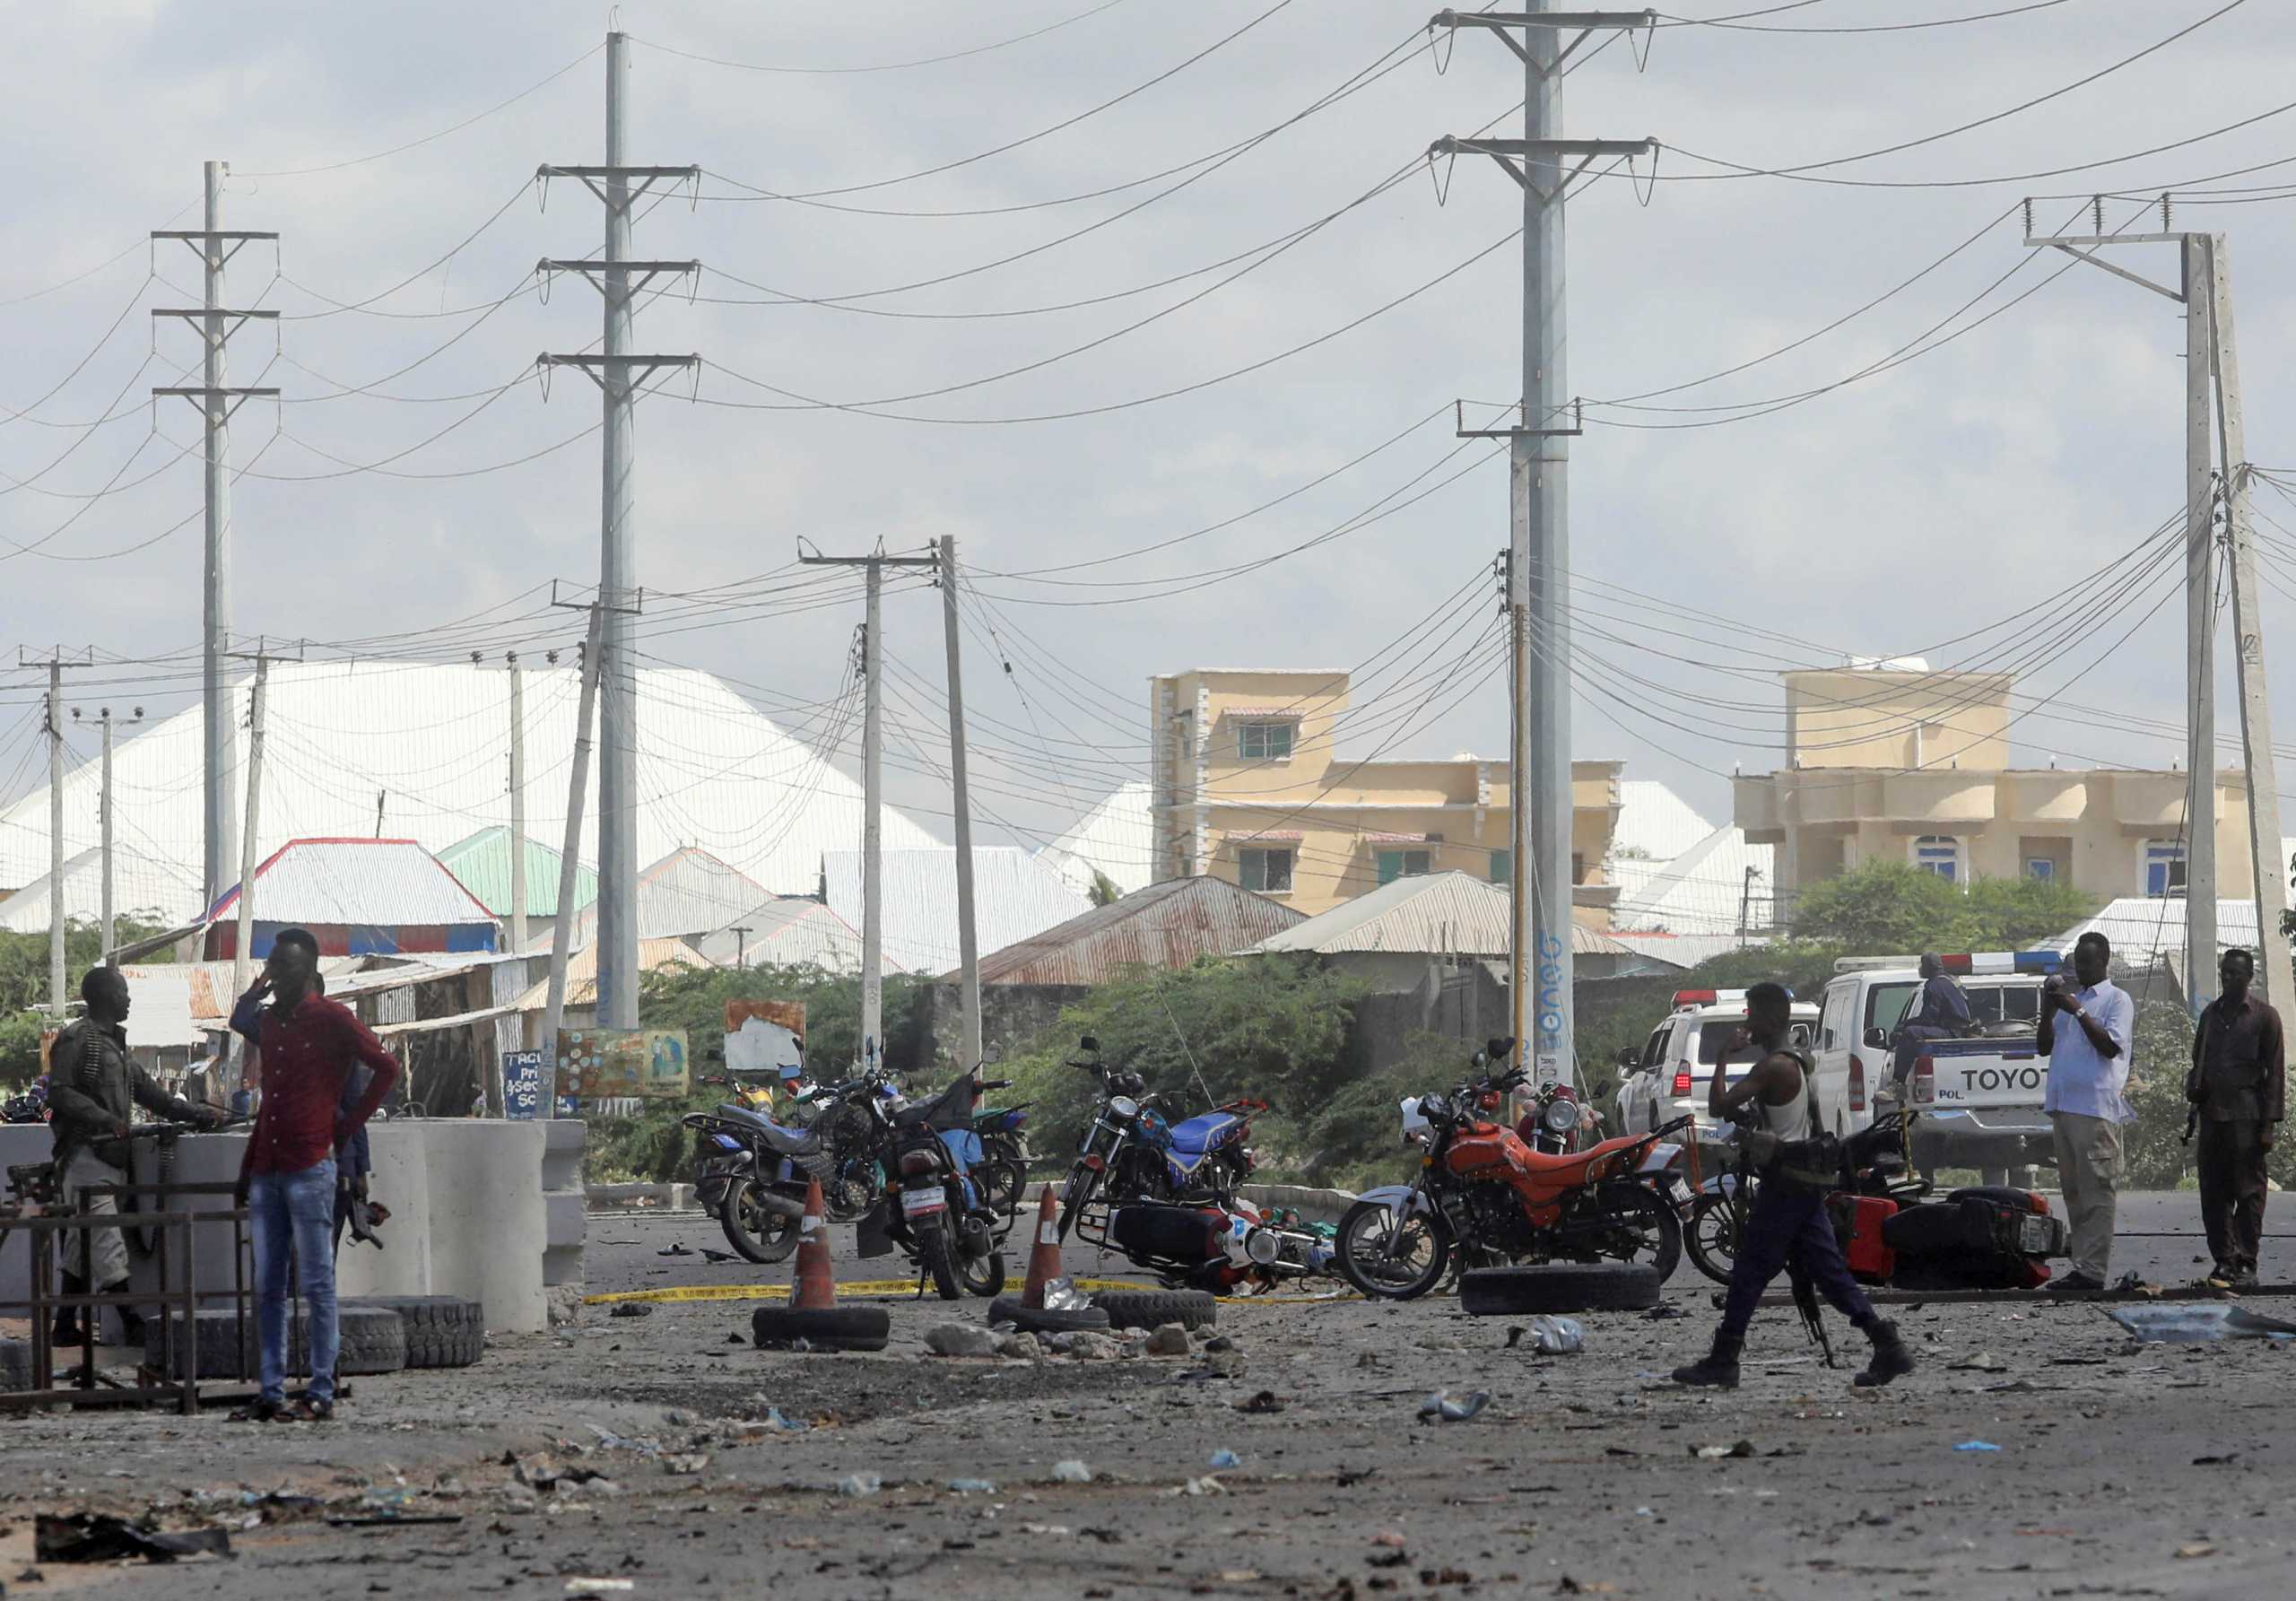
[106, 1282, 145, 1348]
[1854, 1318, 1915, 1388]
[51, 1272, 85, 1345]
[1671, 1327, 1743, 1388]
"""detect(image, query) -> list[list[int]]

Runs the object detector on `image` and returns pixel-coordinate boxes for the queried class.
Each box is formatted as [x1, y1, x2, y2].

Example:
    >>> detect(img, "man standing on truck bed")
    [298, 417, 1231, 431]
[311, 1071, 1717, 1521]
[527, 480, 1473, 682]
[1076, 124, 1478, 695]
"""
[1891, 953, 1972, 1093]
[2039, 931, 2134, 1295]
[2187, 946, 2282, 1293]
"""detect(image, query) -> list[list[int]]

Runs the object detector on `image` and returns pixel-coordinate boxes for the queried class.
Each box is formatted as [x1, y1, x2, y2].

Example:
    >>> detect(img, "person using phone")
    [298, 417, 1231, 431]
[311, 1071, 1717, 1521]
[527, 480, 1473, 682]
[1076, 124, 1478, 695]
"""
[2038, 931, 2135, 1295]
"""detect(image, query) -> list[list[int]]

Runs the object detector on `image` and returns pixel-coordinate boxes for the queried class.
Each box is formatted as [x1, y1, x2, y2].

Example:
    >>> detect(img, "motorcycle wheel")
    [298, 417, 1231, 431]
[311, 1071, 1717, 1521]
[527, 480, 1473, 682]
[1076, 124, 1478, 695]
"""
[719, 1180, 801, 1265]
[1056, 1164, 1099, 1242]
[1685, 1192, 1740, 1286]
[1590, 1182, 1683, 1283]
[956, 1232, 1007, 1299]
[915, 1218, 963, 1300]
[973, 1156, 1026, 1220]
[1335, 1197, 1449, 1301]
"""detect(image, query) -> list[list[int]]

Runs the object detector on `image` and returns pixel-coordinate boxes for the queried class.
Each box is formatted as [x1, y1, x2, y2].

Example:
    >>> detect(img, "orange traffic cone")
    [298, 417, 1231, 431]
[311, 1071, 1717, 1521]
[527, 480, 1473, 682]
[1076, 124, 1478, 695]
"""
[790, 1179, 836, 1310]
[1020, 1185, 1065, 1310]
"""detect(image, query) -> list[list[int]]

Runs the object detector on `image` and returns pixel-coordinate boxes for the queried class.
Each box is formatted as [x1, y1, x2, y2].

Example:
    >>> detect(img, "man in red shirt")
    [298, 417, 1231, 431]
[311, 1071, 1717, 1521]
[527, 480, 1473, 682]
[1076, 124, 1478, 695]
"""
[232, 927, 400, 1421]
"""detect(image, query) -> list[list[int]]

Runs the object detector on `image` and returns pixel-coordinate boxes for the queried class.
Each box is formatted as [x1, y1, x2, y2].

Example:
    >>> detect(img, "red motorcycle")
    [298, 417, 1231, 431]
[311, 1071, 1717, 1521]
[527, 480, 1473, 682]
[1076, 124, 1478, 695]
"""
[1335, 1042, 1688, 1299]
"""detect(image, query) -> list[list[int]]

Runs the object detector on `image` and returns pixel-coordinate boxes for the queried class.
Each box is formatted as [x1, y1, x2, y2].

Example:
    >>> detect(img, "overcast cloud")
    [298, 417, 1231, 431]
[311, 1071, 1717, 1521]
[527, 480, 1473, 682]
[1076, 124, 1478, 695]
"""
[5, 0, 2296, 857]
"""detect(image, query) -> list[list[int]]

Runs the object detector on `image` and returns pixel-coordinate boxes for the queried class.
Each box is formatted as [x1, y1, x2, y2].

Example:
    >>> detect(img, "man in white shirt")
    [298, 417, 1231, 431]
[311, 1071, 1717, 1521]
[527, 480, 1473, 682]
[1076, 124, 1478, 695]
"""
[2038, 931, 2135, 1294]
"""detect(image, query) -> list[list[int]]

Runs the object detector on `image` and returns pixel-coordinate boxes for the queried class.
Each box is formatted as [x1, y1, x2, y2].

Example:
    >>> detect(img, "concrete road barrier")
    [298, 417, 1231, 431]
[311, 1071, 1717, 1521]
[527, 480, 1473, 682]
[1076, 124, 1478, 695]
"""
[585, 1182, 698, 1213]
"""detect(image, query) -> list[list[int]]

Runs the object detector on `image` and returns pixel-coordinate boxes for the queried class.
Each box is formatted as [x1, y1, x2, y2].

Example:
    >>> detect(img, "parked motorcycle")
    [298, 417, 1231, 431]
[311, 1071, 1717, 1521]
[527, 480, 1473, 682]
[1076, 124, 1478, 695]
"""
[1336, 1041, 1690, 1299]
[1081, 1192, 1339, 1295]
[1518, 1078, 1596, 1155]
[683, 1075, 837, 1264]
[966, 1097, 1032, 1218]
[857, 1067, 1010, 1300]
[2, 1077, 48, 1124]
[1684, 1109, 2066, 1290]
[1055, 1037, 1265, 1242]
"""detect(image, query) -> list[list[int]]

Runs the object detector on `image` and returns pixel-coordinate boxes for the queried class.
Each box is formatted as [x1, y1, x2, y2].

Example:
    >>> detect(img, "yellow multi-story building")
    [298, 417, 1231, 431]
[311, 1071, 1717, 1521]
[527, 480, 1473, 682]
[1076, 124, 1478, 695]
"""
[1148, 668, 1622, 923]
[1733, 664, 2251, 904]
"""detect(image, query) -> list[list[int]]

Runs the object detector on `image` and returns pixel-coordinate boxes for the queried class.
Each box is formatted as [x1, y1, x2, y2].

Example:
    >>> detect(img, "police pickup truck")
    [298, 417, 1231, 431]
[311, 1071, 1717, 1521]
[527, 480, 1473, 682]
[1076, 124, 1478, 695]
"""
[1807, 951, 2063, 1171]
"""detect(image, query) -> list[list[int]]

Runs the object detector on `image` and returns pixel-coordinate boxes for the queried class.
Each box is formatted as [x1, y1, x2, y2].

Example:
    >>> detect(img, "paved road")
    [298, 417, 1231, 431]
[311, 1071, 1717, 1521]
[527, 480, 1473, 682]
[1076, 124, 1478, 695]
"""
[585, 1188, 2296, 1300]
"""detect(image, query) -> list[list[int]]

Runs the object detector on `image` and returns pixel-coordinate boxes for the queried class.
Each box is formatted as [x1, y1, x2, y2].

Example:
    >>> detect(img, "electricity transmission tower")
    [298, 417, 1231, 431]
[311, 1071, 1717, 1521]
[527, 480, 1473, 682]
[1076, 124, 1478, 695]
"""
[151, 161, 278, 914]
[2022, 211, 2292, 1005]
[539, 31, 699, 1031]
[1431, 5, 1655, 1087]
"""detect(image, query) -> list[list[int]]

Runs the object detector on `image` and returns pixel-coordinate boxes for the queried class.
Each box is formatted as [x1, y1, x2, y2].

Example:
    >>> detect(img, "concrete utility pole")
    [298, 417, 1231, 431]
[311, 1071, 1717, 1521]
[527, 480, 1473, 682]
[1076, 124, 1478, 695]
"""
[152, 165, 278, 915]
[2020, 214, 2291, 1003]
[544, 608, 606, 1060]
[97, 707, 143, 967]
[507, 651, 530, 955]
[227, 653, 270, 1086]
[46, 663, 65, 1017]
[939, 536, 984, 1071]
[1431, 5, 1654, 1088]
[801, 545, 939, 1068]
[538, 30, 700, 1033]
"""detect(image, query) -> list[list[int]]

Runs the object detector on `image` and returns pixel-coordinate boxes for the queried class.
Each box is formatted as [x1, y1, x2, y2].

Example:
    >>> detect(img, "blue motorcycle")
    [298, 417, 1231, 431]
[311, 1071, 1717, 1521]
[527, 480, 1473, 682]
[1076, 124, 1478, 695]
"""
[856, 1066, 1011, 1300]
[683, 1074, 840, 1264]
[1055, 1037, 1264, 1244]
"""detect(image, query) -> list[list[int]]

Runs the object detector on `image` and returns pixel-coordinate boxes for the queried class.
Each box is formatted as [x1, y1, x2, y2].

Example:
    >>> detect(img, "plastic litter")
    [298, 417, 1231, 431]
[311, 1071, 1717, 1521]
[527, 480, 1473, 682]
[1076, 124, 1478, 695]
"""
[1040, 1276, 1091, 1312]
[1693, 1441, 1755, 1460]
[1418, 1389, 1492, 1423]
[1209, 1449, 1242, 1470]
[835, 1473, 883, 1497]
[947, 1478, 998, 1494]
[1506, 1316, 1585, 1354]
[609, 1301, 656, 1319]
[2108, 1304, 2296, 1345]
[1953, 1441, 2002, 1453]
[1051, 1460, 1093, 1484]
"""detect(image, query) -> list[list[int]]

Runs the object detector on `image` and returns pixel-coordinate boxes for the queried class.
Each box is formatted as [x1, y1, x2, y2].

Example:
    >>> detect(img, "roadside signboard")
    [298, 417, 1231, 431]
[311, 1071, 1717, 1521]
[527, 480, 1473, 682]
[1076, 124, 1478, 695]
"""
[724, 999, 805, 1077]
[555, 1029, 690, 1101]
[502, 1049, 546, 1119]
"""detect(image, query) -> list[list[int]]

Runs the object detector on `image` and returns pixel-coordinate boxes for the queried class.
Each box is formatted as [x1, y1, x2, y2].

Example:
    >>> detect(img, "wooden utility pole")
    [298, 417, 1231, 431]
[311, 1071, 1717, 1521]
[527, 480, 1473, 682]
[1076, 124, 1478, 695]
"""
[939, 536, 983, 1071]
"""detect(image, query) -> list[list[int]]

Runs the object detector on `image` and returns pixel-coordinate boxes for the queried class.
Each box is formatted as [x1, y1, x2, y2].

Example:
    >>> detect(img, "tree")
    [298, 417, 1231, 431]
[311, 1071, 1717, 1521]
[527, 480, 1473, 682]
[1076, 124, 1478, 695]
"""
[1790, 862, 2094, 953]
[1088, 870, 1125, 909]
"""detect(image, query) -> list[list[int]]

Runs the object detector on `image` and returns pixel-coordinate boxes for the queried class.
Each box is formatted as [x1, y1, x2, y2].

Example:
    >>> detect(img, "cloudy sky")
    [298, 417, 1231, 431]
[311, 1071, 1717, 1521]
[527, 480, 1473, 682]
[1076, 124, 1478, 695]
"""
[5, 0, 2296, 865]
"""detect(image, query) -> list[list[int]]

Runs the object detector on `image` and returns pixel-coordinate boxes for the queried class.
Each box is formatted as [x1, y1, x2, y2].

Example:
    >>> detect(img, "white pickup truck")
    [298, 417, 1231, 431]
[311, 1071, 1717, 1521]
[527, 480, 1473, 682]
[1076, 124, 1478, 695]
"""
[1807, 951, 2066, 1171]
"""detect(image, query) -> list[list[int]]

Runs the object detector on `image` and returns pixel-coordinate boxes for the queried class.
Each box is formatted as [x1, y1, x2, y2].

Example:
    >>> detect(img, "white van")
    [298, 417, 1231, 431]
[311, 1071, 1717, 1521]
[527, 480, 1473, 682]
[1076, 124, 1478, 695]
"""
[1808, 951, 2063, 1170]
[1610, 988, 1820, 1136]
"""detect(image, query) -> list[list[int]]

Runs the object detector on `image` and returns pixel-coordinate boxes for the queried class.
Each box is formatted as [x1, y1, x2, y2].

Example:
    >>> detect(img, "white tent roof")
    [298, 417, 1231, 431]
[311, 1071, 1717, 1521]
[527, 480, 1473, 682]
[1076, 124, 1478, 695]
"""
[1612, 780, 1715, 866]
[1612, 825, 1775, 937]
[822, 848, 1090, 974]
[1037, 781, 1157, 898]
[553, 847, 773, 950]
[1246, 869, 1638, 960]
[0, 845, 205, 935]
[0, 659, 943, 927]
[688, 896, 865, 971]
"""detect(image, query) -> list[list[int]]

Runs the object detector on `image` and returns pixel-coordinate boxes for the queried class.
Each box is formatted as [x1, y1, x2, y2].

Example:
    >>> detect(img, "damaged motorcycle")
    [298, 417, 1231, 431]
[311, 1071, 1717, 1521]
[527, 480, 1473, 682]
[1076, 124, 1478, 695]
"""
[1055, 1036, 1265, 1242]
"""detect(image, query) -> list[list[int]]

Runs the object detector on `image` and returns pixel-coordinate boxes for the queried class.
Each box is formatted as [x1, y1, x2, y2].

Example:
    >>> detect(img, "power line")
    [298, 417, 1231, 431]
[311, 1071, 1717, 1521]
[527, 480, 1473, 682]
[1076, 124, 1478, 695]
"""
[1657, 0, 2077, 31]
[631, 2, 1131, 76]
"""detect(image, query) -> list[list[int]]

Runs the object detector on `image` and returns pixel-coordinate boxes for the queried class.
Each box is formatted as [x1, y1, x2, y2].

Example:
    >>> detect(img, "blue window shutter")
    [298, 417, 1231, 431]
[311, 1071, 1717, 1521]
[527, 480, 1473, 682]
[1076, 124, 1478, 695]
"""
[1489, 849, 1511, 883]
[1378, 851, 1403, 885]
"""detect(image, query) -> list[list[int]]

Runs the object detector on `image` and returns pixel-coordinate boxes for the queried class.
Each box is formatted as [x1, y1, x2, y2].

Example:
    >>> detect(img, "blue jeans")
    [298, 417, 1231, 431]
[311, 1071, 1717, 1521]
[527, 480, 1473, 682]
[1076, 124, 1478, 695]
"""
[250, 1159, 338, 1405]
[1719, 1179, 1877, 1343]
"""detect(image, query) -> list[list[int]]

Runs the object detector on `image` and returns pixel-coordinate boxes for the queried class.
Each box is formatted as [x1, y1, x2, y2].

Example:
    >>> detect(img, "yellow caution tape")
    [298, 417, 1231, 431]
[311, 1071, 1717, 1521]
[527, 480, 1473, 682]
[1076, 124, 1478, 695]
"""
[584, 1276, 1149, 1307]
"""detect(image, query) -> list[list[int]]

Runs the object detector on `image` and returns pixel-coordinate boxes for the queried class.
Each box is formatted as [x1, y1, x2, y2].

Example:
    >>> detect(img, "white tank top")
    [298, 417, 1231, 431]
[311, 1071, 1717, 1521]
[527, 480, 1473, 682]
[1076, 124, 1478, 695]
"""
[1756, 1051, 1813, 1142]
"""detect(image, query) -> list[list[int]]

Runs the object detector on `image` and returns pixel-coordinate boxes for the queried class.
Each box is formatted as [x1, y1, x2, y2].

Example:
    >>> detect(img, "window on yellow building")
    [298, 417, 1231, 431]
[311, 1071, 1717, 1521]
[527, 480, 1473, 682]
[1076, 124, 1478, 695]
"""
[1911, 835, 1961, 883]
[1238, 721, 1294, 761]
[1239, 848, 1294, 894]
[1377, 849, 1431, 885]
[1489, 848, 1511, 884]
[2143, 839, 2186, 898]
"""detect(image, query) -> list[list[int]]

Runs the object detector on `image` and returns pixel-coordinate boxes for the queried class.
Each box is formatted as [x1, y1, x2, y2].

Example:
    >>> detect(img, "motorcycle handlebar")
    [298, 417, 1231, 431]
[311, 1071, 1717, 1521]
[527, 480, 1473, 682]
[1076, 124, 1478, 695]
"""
[978, 1079, 1013, 1092]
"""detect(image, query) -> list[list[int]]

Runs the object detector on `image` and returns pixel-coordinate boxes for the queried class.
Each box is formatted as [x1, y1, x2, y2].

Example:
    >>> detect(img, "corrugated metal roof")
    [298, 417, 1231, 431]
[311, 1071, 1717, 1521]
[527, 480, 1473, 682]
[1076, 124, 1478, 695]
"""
[436, 825, 597, 918]
[558, 847, 770, 947]
[688, 896, 865, 971]
[965, 876, 1307, 986]
[1038, 781, 1156, 898]
[822, 848, 1090, 974]
[1604, 931, 1766, 971]
[0, 658, 943, 926]
[208, 838, 498, 929]
[2053, 897, 2260, 963]
[0, 846, 206, 935]
[510, 936, 713, 1012]
[1246, 870, 1639, 959]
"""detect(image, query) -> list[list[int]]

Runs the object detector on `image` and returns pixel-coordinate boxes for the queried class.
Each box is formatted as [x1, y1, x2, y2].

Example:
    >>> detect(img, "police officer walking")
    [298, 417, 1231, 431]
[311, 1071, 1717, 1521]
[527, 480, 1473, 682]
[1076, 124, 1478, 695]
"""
[2187, 947, 2283, 1293]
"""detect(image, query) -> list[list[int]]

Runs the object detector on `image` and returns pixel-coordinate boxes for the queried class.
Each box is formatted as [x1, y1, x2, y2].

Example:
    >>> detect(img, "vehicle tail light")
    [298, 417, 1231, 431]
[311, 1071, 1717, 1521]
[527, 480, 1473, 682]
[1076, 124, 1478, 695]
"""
[898, 1149, 937, 1178]
[2020, 1190, 2047, 1214]
[1848, 1056, 1866, 1114]
[1912, 1055, 1935, 1103]
[1671, 1066, 1692, 1096]
[1080, 1153, 1106, 1171]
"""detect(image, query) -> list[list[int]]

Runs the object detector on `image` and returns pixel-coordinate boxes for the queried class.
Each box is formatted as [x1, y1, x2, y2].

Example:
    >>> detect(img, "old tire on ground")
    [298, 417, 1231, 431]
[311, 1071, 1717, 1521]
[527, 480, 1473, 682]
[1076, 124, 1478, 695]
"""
[345, 1296, 483, 1369]
[144, 1306, 407, 1379]
[1090, 1288, 1218, 1332]
[0, 1339, 30, 1392]
[1457, 1262, 1663, 1317]
[986, 1295, 1110, 1335]
[750, 1304, 891, 1353]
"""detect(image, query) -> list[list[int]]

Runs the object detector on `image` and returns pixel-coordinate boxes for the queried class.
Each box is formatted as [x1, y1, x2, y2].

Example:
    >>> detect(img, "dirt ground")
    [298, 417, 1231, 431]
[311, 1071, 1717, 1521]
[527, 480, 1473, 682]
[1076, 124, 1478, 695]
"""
[6, 1204, 2294, 1601]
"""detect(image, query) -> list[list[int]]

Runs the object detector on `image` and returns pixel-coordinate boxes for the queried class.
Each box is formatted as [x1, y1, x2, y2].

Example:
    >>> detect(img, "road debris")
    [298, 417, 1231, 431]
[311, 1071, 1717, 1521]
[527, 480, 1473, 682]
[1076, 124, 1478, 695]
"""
[1052, 1460, 1093, 1484]
[608, 1301, 657, 1319]
[1953, 1441, 2003, 1453]
[1143, 1323, 1193, 1356]
[925, 1323, 1005, 1358]
[1419, 1390, 1491, 1423]
[2109, 1305, 2296, 1344]
[834, 1473, 883, 1497]
[1693, 1441, 1756, 1460]
[1505, 1316, 1585, 1353]
[36, 1513, 232, 1563]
